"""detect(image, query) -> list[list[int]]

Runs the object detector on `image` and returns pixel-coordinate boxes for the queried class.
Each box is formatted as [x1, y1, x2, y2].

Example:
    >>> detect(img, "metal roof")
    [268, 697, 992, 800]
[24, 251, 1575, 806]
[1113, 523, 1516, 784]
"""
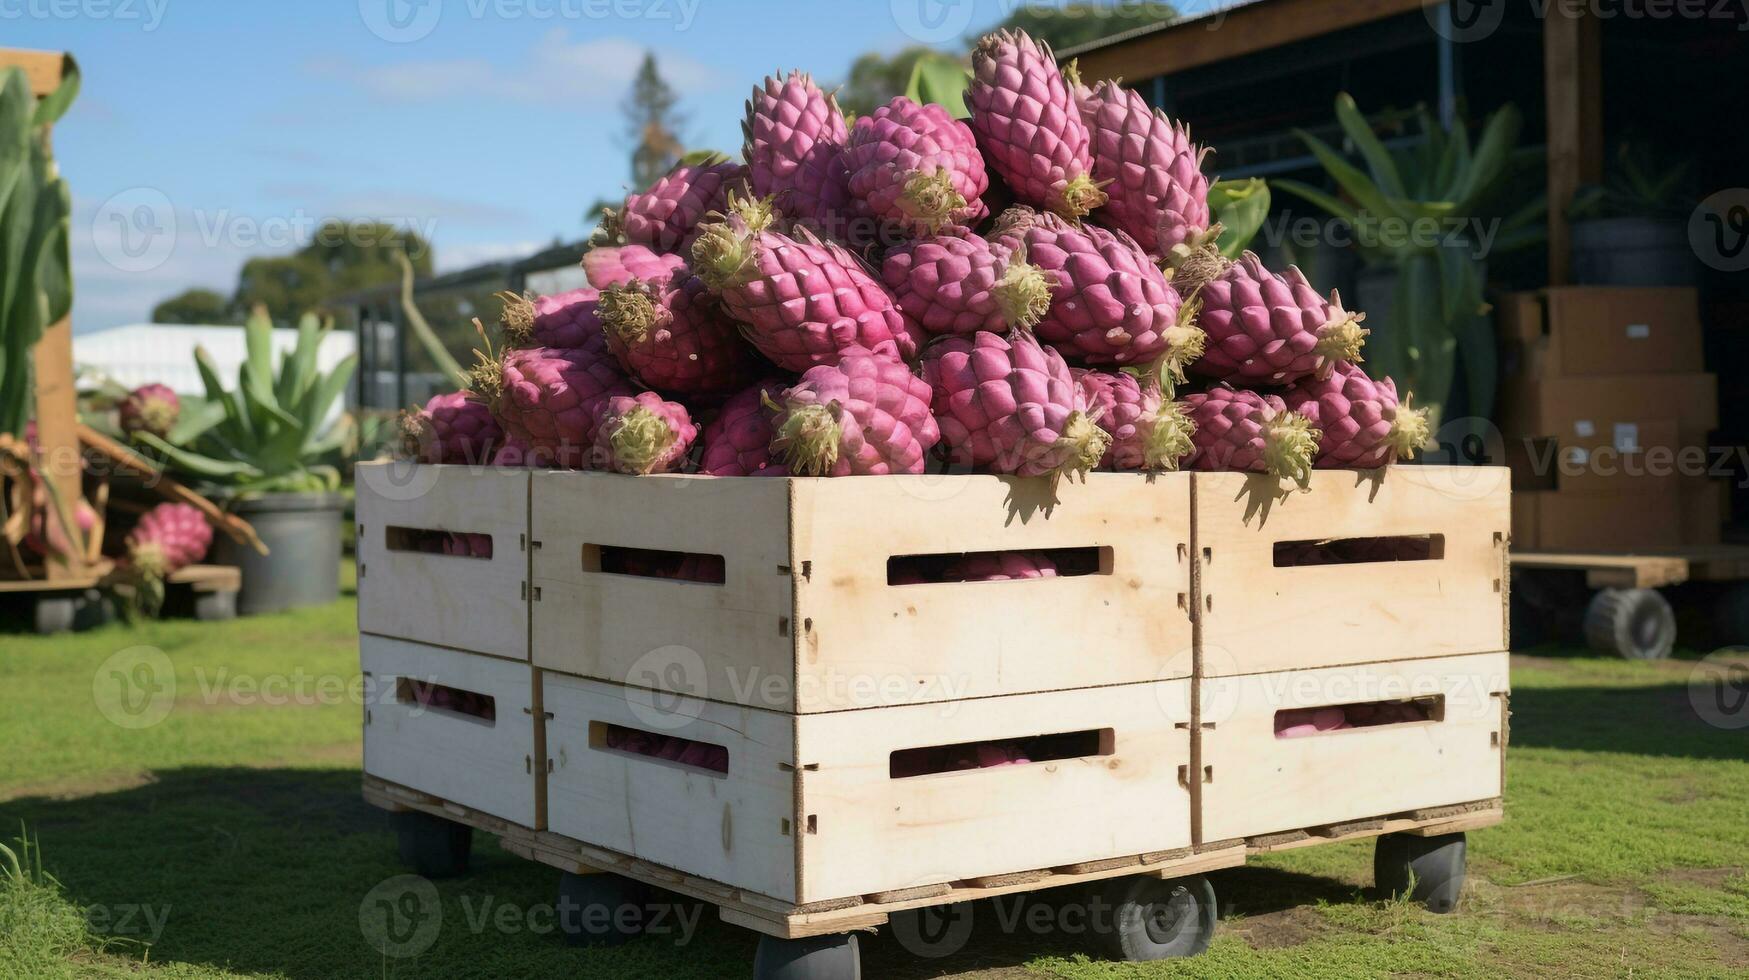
[1058, 0, 1267, 59]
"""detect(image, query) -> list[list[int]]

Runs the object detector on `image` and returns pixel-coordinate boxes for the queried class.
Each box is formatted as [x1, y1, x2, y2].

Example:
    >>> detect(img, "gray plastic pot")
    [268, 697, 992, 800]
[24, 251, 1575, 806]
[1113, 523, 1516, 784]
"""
[1571, 217, 1698, 287]
[210, 491, 345, 615]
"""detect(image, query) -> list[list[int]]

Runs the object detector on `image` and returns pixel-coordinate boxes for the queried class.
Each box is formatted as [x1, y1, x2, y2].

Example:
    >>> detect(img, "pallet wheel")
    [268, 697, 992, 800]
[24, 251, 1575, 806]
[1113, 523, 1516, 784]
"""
[1584, 588, 1676, 660]
[193, 589, 238, 621]
[1090, 873, 1217, 962]
[752, 932, 861, 980]
[33, 595, 79, 635]
[556, 871, 652, 948]
[1375, 832, 1466, 913]
[394, 810, 472, 878]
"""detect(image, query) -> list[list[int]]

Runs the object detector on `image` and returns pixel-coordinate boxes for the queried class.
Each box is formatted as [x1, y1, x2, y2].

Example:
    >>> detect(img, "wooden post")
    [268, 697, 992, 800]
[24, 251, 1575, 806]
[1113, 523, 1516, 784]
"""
[1544, 12, 1603, 285]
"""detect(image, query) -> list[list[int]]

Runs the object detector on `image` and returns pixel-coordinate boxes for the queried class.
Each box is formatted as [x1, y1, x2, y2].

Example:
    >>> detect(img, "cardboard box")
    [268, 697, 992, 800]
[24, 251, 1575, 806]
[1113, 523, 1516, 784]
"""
[1499, 373, 1719, 441]
[1500, 425, 1715, 495]
[1513, 489, 1684, 552]
[1498, 287, 1704, 378]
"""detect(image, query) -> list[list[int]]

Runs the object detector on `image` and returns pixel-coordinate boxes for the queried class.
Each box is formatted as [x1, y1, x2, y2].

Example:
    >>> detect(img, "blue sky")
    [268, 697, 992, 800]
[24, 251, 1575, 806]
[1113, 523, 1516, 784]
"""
[8, 0, 1062, 333]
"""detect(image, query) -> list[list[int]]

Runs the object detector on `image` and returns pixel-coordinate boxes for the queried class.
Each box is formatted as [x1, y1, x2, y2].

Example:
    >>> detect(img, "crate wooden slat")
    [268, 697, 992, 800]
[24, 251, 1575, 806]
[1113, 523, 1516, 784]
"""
[1195, 467, 1510, 676]
[355, 463, 529, 661]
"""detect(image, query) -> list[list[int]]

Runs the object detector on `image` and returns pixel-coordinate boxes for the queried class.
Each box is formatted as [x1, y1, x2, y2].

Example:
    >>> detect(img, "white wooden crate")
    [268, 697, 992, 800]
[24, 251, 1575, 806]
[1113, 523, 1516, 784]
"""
[1195, 466, 1510, 677]
[1199, 651, 1509, 843]
[529, 472, 1193, 713]
[355, 462, 529, 660]
[543, 672, 1193, 905]
[361, 635, 539, 828]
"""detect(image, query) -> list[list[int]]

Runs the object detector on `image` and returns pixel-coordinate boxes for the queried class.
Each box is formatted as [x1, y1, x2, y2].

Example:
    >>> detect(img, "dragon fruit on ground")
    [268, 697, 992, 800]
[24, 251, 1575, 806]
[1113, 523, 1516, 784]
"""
[597, 269, 760, 398]
[699, 378, 791, 477]
[968, 30, 1105, 220]
[119, 383, 180, 439]
[765, 348, 939, 476]
[881, 230, 1053, 336]
[946, 550, 1059, 581]
[603, 158, 745, 252]
[1075, 78, 1214, 267]
[400, 390, 503, 465]
[591, 392, 699, 475]
[1181, 386, 1320, 493]
[126, 502, 213, 579]
[744, 71, 850, 233]
[476, 345, 635, 469]
[496, 288, 605, 350]
[842, 96, 988, 235]
[1072, 369, 1196, 472]
[1284, 362, 1432, 469]
[1193, 251, 1369, 386]
[921, 330, 1109, 482]
[584, 244, 688, 290]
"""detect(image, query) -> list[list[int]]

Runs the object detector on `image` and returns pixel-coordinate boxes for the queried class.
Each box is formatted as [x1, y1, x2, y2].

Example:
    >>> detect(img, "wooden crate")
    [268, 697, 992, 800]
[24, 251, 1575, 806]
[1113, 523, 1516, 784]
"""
[355, 463, 529, 660]
[361, 635, 540, 828]
[529, 472, 1193, 712]
[1198, 651, 1509, 844]
[542, 671, 1193, 905]
[1195, 466, 1510, 677]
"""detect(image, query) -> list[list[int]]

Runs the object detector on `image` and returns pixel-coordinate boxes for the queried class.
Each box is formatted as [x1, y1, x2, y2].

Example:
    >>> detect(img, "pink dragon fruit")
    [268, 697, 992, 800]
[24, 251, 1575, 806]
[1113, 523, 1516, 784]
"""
[119, 383, 180, 439]
[584, 244, 688, 290]
[1193, 251, 1369, 386]
[968, 30, 1104, 220]
[1075, 78, 1214, 266]
[1284, 362, 1432, 469]
[488, 435, 559, 469]
[744, 71, 851, 233]
[764, 348, 938, 476]
[441, 533, 493, 559]
[1181, 386, 1320, 493]
[881, 230, 1053, 336]
[591, 392, 699, 475]
[597, 268, 761, 398]
[992, 207, 1203, 382]
[945, 551, 1059, 581]
[477, 345, 635, 469]
[692, 207, 920, 371]
[1072, 369, 1196, 472]
[699, 378, 791, 477]
[497, 288, 605, 350]
[400, 390, 503, 465]
[23, 487, 97, 562]
[842, 96, 988, 235]
[604, 158, 745, 252]
[921, 330, 1109, 482]
[126, 502, 212, 578]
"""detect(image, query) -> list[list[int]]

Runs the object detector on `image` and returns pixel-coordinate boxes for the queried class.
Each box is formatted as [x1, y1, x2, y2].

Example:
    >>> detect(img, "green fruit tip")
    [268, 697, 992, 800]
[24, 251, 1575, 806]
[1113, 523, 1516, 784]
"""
[1263, 409, 1321, 494]
[690, 221, 755, 290]
[396, 410, 431, 460]
[772, 400, 842, 477]
[1388, 395, 1433, 462]
[130, 541, 170, 582]
[495, 290, 536, 346]
[901, 168, 967, 235]
[1144, 402, 1197, 472]
[609, 406, 678, 475]
[599, 282, 662, 345]
[1054, 172, 1108, 220]
[993, 247, 1055, 331]
[1056, 410, 1112, 484]
[1314, 306, 1369, 367]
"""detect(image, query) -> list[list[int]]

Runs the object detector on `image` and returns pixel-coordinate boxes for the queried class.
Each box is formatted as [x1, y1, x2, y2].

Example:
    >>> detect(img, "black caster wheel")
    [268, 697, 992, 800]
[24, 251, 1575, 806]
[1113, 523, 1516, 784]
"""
[556, 871, 652, 948]
[1375, 832, 1467, 913]
[394, 810, 471, 878]
[193, 589, 238, 621]
[1584, 588, 1675, 660]
[752, 932, 861, 980]
[1091, 873, 1217, 962]
[34, 596, 78, 635]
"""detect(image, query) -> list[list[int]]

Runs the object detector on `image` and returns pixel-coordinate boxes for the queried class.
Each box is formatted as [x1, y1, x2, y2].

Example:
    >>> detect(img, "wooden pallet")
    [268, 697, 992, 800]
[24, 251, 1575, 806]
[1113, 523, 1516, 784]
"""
[1513, 544, 1749, 589]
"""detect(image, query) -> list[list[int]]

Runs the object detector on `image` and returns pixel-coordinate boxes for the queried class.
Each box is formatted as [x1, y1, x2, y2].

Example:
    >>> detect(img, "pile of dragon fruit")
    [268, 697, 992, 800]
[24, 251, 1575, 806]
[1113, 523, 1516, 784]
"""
[402, 29, 1432, 499]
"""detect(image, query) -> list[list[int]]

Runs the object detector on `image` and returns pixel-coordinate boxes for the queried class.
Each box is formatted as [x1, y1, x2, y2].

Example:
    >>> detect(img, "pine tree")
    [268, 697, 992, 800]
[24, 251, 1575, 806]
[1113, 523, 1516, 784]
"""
[624, 52, 684, 191]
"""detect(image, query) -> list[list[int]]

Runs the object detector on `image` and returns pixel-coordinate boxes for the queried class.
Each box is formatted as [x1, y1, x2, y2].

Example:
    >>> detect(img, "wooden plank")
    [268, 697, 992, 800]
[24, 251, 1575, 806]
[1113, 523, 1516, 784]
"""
[80, 425, 264, 554]
[0, 48, 67, 98]
[1544, 10, 1603, 286]
[30, 314, 83, 582]
[165, 564, 240, 593]
[0, 574, 100, 593]
[355, 462, 530, 661]
[1512, 551, 1690, 589]
[1195, 467, 1510, 676]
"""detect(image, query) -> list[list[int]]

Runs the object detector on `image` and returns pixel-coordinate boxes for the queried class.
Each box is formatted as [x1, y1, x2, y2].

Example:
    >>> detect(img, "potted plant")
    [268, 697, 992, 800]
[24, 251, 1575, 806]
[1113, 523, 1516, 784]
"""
[132, 305, 357, 614]
[1569, 143, 1698, 287]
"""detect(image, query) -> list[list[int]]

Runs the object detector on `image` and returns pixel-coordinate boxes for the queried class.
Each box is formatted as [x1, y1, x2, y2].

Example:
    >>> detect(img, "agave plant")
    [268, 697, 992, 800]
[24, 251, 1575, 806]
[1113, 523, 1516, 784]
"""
[133, 305, 357, 495]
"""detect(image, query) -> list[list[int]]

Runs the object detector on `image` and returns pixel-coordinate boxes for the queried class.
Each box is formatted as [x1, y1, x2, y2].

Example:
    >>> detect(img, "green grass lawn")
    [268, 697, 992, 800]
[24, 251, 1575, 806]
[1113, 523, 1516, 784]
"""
[2, 577, 1746, 979]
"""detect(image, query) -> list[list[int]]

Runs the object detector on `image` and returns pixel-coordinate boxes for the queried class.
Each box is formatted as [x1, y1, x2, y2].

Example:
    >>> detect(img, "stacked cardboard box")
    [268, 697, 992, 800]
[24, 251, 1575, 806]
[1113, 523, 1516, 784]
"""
[1497, 287, 1725, 551]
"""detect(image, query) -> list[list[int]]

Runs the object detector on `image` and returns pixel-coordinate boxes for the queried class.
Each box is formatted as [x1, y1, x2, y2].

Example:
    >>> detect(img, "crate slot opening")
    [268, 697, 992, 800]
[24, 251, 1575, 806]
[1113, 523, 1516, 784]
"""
[583, 545, 726, 585]
[589, 722, 729, 775]
[1274, 696, 1444, 738]
[887, 547, 1111, 585]
[1272, 534, 1445, 568]
[395, 678, 497, 724]
[384, 526, 494, 559]
[889, 728, 1114, 778]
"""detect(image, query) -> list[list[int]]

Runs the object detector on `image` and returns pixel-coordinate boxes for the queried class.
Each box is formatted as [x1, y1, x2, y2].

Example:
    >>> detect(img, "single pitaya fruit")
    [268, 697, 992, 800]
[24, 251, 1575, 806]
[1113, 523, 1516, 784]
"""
[968, 30, 1105, 220]
[399, 391, 502, 465]
[1072, 369, 1196, 472]
[764, 348, 938, 476]
[1075, 78, 1214, 267]
[603, 158, 745, 252]
[476, 344, 635, 469]
[743, 71, 851, 233]
[881, 230, 1053, 336]
[1193, 252, 1369, 386]
[945, 551, 1059, 581]
[127, 502, 213, 579]
[692, 208, 920, 371]
[591, 392, 699, 475]
[119, 383, 180, 439]
[842, 96, 988, 235]
[992, 207, 1203, 382]
[584, 244, 688, 290]
[699, 378, 791, 477]
[920, 330, 1109, 482]
[1181, 386, 1320, 493]
[441, 532, 493, 559]
[1283, 363, 1432, 469]
[597, 269, 761, 398]
[497, 288, 605, 350]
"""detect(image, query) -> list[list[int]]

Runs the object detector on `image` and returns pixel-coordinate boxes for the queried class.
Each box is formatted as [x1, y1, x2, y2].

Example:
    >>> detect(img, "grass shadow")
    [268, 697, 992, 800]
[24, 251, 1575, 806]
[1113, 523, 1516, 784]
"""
[1509, 680, 1747, 761]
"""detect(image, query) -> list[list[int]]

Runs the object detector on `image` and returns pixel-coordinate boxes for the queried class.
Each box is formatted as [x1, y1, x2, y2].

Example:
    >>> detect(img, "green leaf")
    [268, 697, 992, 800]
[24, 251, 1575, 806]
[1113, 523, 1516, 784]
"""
[677, 149, 730, 167]
[1208, 178, 1271, 259]
[905, 53, 971, 119]
[165, 398, 228, 445]
[297, 353, 357, 450]
[29, 54, 80, 128]
[277, 310, 321, 408]
[1451, 105, 1521, 208]
[133, 432, 265, 481]
[1454, 310, 1498, 424]
[1334, 93, 1407, 199]
[1434, 240, 1482, 327]
[1293, 127, 1410, 226]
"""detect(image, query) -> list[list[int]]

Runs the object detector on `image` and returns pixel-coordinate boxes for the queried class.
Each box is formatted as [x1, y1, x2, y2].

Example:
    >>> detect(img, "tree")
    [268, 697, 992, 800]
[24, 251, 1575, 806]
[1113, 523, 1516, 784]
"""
[841, 46, 937, 117]
[151, 288, 237, 325]
[985, 2, 1179, 51]
[624, 52, 685, 192]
